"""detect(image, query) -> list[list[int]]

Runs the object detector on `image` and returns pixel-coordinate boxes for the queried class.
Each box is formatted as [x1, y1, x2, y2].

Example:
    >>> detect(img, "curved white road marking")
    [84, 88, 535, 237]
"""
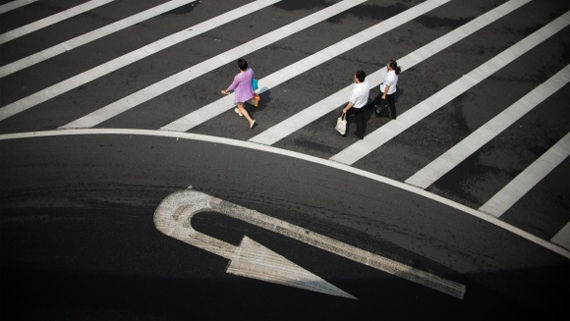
[0, 128, 568, 259]
[154, 189, 466, 299]
[154, 189, 358, 300]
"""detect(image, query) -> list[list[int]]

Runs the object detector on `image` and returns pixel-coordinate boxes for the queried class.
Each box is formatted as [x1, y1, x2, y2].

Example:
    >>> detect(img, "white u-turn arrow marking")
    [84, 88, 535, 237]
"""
[153, 189, 466, 299]
[154, 189, 357, 299]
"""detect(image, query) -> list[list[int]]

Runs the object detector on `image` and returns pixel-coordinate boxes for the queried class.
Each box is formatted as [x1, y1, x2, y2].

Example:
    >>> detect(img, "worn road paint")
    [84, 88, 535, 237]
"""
[153, 189, 357, 300]
[153, 189, 466, 299]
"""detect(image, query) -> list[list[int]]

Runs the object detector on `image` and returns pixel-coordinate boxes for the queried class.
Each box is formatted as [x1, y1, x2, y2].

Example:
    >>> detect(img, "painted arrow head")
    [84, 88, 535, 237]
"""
[228, 236, 357, 300]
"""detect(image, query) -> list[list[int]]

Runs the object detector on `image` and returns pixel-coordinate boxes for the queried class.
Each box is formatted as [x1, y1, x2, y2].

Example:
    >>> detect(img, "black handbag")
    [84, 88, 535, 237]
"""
[374, 99, 389, 117]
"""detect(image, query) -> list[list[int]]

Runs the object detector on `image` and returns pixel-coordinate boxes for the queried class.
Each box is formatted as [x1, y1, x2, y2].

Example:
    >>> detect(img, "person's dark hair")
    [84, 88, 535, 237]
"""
[388, 59, 401, 75]
[355, 70, 366, 82]
[238, 58, 248, 71]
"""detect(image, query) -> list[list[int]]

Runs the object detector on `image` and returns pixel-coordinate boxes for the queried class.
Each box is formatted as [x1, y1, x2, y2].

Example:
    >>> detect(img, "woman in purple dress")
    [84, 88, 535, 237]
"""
[221, 58, 257, 128]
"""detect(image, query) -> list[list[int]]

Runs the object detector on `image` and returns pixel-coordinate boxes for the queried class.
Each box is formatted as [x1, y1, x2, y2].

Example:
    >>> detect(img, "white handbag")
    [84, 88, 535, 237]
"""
[335, 112, 347, 136]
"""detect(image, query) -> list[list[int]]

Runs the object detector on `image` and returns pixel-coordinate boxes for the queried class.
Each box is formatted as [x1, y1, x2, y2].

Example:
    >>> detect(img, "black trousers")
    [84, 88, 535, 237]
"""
[347, 107, 366, 139]
[372, 92, 396, 119]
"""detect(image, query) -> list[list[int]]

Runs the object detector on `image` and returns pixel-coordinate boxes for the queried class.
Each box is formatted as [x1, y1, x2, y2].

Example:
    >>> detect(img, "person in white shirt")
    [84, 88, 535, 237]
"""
[373, 59, 400, 119]
[342, 70, 370, 139]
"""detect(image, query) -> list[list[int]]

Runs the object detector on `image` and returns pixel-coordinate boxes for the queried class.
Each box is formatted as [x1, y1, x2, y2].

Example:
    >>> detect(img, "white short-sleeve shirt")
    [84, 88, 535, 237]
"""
[349, 81, 370, 109]
[380, 70, 398, 95]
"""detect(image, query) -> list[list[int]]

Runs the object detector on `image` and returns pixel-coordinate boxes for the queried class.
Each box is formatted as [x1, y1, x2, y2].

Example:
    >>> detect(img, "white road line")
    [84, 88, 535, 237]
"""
[61, 0, 369, 129]
[0, 0, 116, 45]
[0, 0, 197, 78]
[161, 0, 451, 132]
[479, 132, 570, 218]
[0, 0, 281, 123]
[330, 10, 570, 165]
[155, 189, 465, 299]
[551, 222, 570, 251]
[249, 0, 531, 145]
[405, 64, 570, 189]
[1, 128, 568, 259]
[0, 0, 39, 14]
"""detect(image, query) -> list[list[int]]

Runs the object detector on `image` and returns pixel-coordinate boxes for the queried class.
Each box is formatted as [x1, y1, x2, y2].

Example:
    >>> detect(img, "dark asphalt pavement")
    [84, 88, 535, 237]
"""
[1, 0, 569, 320]
[1, 134, 568, 320]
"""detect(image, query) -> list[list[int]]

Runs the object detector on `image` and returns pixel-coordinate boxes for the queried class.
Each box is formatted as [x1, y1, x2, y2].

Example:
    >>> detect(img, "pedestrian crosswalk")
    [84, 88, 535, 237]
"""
[0, 0, 39, 15]
[60, 0, 371, 129]
[330, 11, 570, 165]
[479, 131, 570, 218]
[161, 0, 451, 132]
[1, 0, 568, 256]
[405, 64, 570, 190]
[250, 0, 532, 145]
[0, 0, 116, 45]
[0, 0, 198, 77]
[0, 0, 281, 122]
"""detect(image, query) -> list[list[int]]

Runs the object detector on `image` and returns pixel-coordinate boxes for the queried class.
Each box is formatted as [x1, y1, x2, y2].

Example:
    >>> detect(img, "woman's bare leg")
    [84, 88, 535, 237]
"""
[237, 103, 254, 125]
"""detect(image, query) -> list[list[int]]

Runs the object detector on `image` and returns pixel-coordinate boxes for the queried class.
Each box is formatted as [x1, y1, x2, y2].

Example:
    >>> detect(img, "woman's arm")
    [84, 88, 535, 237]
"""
[222, 74, 240, 95]
[382, 84, 390, 99]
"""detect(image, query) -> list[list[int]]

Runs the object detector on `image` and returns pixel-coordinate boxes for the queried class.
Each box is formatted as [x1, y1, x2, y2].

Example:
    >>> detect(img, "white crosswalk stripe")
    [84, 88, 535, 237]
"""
[0, 0, 198, 77]
[479, 132, 570, 217]
[249, 0, 531, 145]
[0, 0, 39, 14]
[329, 10, 570, 165]
[60, 0, 370, 129]
[161, 0, 452, 132]
[0, 0, 281, 122]
[551, 221, 570, 250]
[405, 64, 570, 189]
[0, 0, 116, 45]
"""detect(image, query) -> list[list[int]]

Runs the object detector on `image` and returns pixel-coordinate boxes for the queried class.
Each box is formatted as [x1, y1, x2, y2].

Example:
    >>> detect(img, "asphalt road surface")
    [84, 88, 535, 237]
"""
[1, 0, 569, 320]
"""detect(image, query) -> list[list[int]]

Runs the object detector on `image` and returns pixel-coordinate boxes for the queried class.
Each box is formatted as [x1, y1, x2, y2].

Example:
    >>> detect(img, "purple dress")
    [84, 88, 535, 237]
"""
[227, 68, 254, 103]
